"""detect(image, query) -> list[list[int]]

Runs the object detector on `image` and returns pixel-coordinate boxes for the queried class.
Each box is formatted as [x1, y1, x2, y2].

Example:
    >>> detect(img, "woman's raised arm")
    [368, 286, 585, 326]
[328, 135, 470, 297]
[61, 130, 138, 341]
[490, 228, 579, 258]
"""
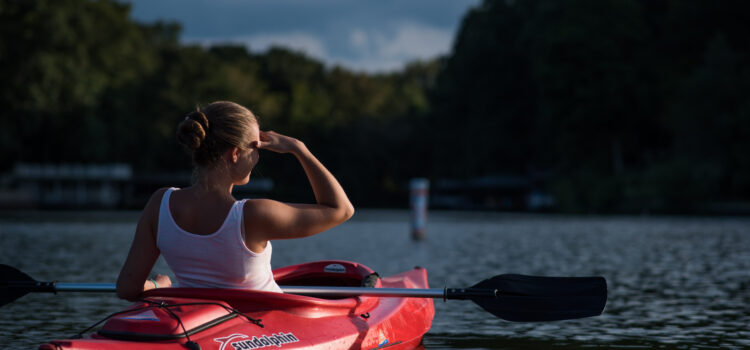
[244, 131, 354, 241]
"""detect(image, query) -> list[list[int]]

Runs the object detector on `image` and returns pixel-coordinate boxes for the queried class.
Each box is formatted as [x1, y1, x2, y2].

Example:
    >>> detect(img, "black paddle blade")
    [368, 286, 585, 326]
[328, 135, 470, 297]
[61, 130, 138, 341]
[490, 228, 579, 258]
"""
[0, 264, 37, 306]
[470, 274, 607, 322]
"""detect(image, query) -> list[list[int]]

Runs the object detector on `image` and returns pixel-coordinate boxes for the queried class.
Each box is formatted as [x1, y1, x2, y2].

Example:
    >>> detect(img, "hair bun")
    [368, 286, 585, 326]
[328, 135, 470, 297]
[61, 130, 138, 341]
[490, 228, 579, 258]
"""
[177, 110, 210, 150]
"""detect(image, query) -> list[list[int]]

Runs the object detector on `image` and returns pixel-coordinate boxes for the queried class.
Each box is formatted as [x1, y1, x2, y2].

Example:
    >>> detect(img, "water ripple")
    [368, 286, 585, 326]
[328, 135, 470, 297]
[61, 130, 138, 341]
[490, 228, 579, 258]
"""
[1, 212, 748, 349]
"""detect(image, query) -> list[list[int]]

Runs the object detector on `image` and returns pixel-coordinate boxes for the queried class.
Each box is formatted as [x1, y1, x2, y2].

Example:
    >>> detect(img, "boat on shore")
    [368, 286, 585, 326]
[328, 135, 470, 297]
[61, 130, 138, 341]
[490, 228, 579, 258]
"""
[38, 260, 435, 350]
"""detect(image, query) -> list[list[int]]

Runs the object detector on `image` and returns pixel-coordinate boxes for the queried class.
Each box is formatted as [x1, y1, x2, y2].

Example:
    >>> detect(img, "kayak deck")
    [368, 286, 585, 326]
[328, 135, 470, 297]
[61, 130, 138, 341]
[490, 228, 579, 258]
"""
[39, 260, 435, 350]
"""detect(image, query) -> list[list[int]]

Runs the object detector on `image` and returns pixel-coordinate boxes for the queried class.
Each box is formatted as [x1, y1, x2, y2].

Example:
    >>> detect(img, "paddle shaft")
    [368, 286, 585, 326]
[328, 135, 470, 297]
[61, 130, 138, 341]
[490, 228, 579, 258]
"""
[2, 264, 606, 321]
[282, 286, 497, 299]
[7, 281, 495, 299]
[4, 281, 116, 293]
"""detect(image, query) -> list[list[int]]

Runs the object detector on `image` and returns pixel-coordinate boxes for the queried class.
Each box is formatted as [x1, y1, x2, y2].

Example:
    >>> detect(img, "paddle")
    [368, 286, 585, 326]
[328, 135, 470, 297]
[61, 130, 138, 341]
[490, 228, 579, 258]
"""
[1, 264, 606, 322]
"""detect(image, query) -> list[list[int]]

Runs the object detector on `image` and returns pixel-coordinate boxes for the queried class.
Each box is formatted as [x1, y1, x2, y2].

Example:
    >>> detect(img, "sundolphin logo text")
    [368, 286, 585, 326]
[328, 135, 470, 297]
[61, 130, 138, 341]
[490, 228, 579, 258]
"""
[214, 332, 300, 350]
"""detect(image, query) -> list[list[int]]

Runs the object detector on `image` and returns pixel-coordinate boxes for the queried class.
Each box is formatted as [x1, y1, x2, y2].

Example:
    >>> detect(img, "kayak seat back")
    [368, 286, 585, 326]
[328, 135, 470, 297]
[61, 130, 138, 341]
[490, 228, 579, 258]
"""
[274, 260, 382, 289]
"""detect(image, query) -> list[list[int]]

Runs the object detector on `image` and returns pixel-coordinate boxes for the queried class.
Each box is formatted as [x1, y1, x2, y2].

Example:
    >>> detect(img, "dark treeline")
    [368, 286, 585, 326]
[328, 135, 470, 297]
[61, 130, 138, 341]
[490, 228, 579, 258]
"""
[432, 0, 750, 214]
[1, 0, 749, 213]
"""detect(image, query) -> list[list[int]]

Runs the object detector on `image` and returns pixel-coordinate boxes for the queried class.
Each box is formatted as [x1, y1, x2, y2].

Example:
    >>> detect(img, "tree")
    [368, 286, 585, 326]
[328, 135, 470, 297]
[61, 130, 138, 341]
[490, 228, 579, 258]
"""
[0, 0, 158, 165]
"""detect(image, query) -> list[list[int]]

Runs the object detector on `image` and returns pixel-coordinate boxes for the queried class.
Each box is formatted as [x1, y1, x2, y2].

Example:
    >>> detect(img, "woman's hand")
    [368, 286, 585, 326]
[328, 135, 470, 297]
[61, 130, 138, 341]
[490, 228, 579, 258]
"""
[257, 130, 303, 154]
[142, 274, 171, 292]
[152, 274, 172, 289]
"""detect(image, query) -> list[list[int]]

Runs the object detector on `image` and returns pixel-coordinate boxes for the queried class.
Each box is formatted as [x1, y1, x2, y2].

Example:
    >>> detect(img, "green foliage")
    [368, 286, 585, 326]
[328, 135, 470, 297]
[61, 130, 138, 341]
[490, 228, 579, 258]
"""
[0, 0, 158, 165]
[1, 0, 749, 213]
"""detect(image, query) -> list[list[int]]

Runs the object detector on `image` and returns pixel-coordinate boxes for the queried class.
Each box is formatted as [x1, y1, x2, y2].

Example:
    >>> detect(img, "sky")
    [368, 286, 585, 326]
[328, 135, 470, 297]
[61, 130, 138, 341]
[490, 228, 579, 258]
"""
[124, 0, 481, 73]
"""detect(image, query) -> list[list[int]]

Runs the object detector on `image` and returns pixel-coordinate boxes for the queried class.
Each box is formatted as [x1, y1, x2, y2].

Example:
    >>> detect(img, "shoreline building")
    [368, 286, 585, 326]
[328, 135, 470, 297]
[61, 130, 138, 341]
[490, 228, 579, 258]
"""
[1, 163, 133, 209]
[0, 163, 275, 210]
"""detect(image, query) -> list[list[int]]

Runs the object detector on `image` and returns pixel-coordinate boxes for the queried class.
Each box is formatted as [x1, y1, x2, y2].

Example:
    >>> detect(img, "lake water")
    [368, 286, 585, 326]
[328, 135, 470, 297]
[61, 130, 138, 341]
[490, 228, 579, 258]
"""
[1, 210, 749, 349]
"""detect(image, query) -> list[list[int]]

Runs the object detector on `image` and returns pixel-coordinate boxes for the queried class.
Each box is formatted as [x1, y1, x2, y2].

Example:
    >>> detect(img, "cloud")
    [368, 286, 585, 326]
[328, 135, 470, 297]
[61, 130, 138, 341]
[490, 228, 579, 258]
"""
[339, 21, 454, 72]
[377, 22, 455, 59]
[330, 56, 409, 73]
[186, 32, 328, 60]
[349, 29, 369, 50]
[184, 21, 454, 73]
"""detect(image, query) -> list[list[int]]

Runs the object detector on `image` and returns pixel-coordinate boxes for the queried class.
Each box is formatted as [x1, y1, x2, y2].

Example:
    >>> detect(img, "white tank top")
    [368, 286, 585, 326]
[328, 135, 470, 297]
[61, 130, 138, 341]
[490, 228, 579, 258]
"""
[156, 188, 282, 292]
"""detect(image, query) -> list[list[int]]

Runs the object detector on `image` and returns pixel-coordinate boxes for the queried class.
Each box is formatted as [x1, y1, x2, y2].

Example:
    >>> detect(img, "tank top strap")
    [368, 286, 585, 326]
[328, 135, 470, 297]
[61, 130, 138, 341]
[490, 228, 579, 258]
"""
[156, 188, 178, 243]
[235, 198, 249, 242]
[233, 198, 271, 257]
[233, 198, 248, 215]
[159, 188, 176, 214]
[235, 198, 248, 214]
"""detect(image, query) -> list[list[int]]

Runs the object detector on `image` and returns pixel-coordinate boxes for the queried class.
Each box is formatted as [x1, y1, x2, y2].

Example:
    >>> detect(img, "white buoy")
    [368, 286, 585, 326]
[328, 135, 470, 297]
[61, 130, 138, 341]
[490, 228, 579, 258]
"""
[409, 178, 429, 241]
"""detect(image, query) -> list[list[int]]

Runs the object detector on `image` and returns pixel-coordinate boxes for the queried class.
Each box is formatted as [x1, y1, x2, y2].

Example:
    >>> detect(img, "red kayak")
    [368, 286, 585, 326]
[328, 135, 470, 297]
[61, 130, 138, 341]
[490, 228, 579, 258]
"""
[38, 261, 435, 350]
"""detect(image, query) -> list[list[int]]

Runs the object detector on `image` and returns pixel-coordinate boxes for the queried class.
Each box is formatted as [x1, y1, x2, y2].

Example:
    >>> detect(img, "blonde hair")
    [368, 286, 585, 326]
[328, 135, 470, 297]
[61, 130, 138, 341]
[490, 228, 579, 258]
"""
[176, 101, 258, 168]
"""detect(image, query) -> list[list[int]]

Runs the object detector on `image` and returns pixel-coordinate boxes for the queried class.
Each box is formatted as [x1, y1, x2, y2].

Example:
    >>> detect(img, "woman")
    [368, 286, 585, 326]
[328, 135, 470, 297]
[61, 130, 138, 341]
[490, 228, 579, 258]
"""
[116, 101, 354, 300]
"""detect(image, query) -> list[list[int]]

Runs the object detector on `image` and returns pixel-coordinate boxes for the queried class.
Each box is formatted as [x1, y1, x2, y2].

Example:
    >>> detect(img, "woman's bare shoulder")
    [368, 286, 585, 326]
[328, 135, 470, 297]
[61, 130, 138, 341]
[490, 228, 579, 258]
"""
[139, 187, 172, 220]
[241, 198, 295, 236]
[146, 187, 171, 207]
[242, 198, 281, 218]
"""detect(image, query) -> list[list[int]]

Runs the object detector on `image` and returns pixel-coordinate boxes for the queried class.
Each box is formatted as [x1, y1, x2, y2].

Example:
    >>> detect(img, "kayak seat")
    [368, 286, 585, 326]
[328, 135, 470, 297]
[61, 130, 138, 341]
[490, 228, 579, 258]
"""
[273, 260, 381, 289]
[137, 261, 383, 318]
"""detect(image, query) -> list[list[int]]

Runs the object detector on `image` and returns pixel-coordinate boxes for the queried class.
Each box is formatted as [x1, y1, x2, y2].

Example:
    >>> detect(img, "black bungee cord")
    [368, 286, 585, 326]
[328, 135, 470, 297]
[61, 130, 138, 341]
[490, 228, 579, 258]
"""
[73, 299, 264, 350]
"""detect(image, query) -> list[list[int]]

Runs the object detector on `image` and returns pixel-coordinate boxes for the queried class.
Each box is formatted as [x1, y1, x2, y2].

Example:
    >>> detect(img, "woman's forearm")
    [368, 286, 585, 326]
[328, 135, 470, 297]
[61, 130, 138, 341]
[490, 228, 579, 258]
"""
[293, 142, 354, 218]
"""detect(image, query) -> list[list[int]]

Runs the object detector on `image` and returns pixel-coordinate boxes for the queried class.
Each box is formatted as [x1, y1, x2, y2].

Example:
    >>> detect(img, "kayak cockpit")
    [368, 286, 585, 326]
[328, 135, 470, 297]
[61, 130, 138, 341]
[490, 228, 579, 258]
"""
[140, 260, 382, 317]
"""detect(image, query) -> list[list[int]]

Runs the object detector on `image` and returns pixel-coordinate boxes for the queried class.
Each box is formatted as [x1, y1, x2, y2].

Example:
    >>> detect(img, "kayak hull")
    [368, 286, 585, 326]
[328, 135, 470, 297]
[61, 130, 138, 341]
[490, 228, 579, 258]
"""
[39, 261, 434, 350]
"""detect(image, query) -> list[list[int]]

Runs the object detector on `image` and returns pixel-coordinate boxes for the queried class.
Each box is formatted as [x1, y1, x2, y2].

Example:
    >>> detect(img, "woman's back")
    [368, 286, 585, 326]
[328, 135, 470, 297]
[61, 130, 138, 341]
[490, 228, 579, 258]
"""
[156, 188, 282, 292]
[167, 187, 235, 236]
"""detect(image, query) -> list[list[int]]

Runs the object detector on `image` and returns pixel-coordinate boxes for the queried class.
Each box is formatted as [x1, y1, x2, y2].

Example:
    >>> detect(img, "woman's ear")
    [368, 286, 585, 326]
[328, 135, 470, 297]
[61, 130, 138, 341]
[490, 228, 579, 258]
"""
[226, 147, 240, 163]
